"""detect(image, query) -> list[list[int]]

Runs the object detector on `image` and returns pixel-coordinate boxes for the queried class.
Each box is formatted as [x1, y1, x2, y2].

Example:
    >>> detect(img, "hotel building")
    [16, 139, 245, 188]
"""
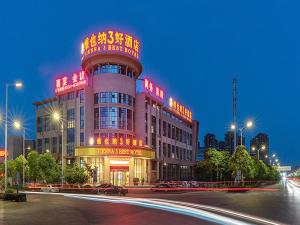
[33, 29, 199, 186]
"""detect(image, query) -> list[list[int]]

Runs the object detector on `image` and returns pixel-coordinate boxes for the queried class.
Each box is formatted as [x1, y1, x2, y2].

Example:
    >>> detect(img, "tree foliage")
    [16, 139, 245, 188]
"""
[195, 145, 281, 182]
[65, 163, 88, 184]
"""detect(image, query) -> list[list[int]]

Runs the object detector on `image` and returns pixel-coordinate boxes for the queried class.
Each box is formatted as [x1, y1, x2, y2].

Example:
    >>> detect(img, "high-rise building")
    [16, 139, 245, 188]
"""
[33, 29, 199, 185]
[203, 133, 218, 149]
[224, 131, 244, 154]
[250, 133, 269, 161]
[218, 141, 225, 150]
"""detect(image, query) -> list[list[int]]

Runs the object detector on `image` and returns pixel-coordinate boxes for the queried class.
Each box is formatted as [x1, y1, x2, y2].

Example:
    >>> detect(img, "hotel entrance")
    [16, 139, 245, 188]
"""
[110, 170, 129, 186]
[109, 159, 129, 186]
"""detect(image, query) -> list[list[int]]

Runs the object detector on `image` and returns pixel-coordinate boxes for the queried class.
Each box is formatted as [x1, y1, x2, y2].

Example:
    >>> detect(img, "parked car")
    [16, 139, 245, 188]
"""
[97, 183, 128, 196]
[41, 185, 60, 193]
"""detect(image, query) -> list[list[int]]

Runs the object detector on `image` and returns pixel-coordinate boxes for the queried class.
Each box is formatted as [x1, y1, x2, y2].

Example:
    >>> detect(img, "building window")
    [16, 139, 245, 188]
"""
[167, 123, 171, 138]
[94, 108, 99, 129]
[119, 108, 126, 129]
[44, 115, 50, 131]
[110, 92, 118, 103]
[37, 139, 42, 154]
[80, 106, 84, 129]
[94, 93, 99, 104]
[109, 107, 118, 129]
[37, 117, 42, 132]
[45, 138, 49, 152]
[67, 108, 75, 156]
[127, 109, 132, 131]
[162, 121, 166, 136]
[80, 132, 84, 146]
[52, 137, 57, 153]
[78, 89, 84, 103]
[100, 107, 108, 129]
[67, 92, 75, 100]
[100, 92, 109, 103]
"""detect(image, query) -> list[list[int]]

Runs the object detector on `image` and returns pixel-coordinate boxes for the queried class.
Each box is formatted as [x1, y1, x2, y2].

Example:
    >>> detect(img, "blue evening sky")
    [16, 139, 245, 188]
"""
[0, 0, 299, 166]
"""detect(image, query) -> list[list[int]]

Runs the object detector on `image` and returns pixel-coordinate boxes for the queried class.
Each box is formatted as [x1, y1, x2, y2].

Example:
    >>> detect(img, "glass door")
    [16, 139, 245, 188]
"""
[110, 171, 129, 186]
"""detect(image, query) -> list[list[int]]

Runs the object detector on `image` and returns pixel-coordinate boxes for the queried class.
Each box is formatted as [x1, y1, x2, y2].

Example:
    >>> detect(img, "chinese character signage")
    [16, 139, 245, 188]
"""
[0, 149, 7, 157]
[55, 71, 87, 95]
[81, 30, 140, 61]
[144, 78, 164, 101]
[94, 137, 143, 147]
[169, 97, 192, 122]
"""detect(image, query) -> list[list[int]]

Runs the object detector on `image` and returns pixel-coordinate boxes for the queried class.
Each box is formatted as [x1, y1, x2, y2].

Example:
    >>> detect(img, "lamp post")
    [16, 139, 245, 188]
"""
[13, 120, 26, 188]
[231, 120, 253, 150]
[52, 111, 64, 187]
[251, 145, 266, 160]
[4, 81, 23, 191]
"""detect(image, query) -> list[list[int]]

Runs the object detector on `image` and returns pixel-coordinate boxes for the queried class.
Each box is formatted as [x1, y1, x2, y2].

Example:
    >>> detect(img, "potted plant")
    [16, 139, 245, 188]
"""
[133, 177, 139, 186]
[141, 178, 145, 186]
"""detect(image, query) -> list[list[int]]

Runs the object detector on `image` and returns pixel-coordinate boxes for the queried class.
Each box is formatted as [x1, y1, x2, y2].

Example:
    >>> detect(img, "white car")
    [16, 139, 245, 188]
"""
[41, 185, 60, 193]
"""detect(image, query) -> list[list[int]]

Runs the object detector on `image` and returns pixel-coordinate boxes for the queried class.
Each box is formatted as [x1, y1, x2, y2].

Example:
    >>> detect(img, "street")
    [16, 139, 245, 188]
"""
[1, 181, 299, 225]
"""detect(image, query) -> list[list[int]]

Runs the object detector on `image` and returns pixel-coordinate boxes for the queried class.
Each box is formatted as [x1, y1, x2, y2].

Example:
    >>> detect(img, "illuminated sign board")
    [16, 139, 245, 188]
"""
[144, 78, 164, 101]
[55, 71, 87, 95]
[75, 147, 155, 159]
[94, 137, 143, 147]
[81, 30, 140, 61]
[0, 149, 7, 157]
[169, 97, 192, 122]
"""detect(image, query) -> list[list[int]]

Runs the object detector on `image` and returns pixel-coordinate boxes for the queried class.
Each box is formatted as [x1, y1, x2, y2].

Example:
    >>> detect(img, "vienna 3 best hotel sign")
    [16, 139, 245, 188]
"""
[81, 30, 140, 61]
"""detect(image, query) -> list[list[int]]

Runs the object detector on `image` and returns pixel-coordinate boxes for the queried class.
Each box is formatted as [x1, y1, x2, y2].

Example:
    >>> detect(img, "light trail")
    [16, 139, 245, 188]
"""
[65, 194, 251, 225]
[25, 191, 285, 225]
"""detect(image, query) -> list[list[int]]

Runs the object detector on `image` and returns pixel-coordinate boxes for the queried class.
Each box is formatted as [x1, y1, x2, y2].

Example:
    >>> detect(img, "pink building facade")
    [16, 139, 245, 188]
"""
[33, 29, 199, 185]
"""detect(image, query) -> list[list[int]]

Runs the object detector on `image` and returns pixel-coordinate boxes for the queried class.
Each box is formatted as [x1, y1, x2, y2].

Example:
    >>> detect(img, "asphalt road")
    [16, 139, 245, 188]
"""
[127, 181, 300, 225]
[1, 194, 212, 225]
[1, 181, 299, 225]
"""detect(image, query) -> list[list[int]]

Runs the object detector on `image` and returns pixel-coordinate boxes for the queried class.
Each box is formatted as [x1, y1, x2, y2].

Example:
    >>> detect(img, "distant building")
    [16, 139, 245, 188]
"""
[218, 141, 225, 150]
[196, 141, 205, 161]
[7, 136, 36, 160]
[224, 131, 244, 155]
[203, 133, 218, 149]
[250, 133, 269, 161]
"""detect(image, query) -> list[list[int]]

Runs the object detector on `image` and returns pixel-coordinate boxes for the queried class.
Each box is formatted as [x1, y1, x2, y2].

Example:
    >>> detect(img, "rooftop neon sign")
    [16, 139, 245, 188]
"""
[169, 97, 192, 122]
[55, 71, 87, 95]
[81, 30, 140, 61]
[144, 78, 164, 101]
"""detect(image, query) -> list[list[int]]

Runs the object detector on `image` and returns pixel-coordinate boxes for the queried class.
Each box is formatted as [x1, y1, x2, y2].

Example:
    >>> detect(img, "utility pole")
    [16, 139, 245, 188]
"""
[233, 78, 237, 153]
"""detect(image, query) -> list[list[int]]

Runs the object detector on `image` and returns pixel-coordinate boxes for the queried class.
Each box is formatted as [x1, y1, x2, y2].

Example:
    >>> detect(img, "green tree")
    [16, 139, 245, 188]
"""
[38, 152, 60, 183]
[194, 160, 212, 181]
[65, 163, 88, 184]
[206, 149, 230, 181]
[15, 155, 28, 181]
[229, 145, 254, 180]
[27, 151, 40, 182]
[253, 159, 269, 180]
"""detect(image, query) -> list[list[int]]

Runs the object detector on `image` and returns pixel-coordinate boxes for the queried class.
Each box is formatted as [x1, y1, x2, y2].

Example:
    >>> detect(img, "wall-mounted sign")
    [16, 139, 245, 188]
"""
[94, 137, 143, 147]
[75, 147, 155, 159]
[0, 149, 7, 157]
[169, 97, 192, 122]
[81, 30, 140, 61]
[144, 78, 164, 101]
[55, 71, 87, 95]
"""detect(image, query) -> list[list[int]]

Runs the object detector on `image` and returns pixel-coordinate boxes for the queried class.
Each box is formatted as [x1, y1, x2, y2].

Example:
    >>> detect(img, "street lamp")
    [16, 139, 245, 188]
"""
[13, 119, 26, 188]
[252, 145, 265, 160]
[4, 81, 23, 191]
[231, 120, 253, 146]
[52, 110, 64, 187]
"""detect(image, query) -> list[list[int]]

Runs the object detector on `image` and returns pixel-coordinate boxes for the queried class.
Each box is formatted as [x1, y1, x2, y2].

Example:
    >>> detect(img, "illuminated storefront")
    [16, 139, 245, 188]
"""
[33, 28, 199, 186]
[75, 145, 155, 185]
